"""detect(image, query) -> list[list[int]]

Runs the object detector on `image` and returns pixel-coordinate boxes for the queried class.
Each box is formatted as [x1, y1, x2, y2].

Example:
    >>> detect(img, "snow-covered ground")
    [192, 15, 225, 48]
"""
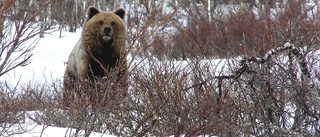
[9, 123, 115, 137]
[2, 29, 81, 85]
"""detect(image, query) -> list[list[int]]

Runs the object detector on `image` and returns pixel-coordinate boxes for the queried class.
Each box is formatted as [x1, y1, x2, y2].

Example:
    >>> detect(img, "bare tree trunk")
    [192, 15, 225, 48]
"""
[161, 0, 169, 16]
[255, 0, 262, 15]
[174, 0, 179, 9]
[59, 22, 64, 38]
[208, 0, 211, 23]
[315, 0, 320, 18]
[0, 13, 4, 39]
[147, 0, 154, 19]
[40, 10, 45, 38]
[93, 0, 98, 9]
[68, 1, 76, 32]
[113, 0, 119, 11]
[48, 3, 52, 26]
[83, 0, 87, 12]
[75, 0, 79, 28]
[99, 0, 106, 11]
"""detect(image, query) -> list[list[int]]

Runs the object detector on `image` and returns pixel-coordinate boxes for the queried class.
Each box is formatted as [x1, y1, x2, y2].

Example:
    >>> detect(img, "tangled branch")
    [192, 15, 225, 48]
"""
[187, 42, 320, 111]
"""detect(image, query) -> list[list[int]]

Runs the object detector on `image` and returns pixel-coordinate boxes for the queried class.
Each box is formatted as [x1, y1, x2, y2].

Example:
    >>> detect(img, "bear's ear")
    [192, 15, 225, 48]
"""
[115, 8, 125, 20]
[87, 7, 100, 19]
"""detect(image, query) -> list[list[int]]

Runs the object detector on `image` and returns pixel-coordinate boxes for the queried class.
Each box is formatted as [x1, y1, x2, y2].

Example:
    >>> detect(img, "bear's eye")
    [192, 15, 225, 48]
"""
[99, 21, 103, 25]
[111, 21, 115, 25]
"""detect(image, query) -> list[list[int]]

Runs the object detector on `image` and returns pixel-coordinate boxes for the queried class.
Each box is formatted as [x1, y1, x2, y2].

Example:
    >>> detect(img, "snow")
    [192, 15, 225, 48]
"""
[9, 124, 115, 137]
[1, 29, 81, 84]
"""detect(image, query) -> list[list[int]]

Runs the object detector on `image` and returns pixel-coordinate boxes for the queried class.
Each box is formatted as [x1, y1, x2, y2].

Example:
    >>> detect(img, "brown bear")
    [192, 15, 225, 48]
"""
[63, 7, 127, 105]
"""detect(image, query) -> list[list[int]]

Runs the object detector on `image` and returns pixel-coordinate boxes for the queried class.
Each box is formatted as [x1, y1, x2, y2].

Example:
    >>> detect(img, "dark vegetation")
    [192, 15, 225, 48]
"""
[1, 0, 320, 136]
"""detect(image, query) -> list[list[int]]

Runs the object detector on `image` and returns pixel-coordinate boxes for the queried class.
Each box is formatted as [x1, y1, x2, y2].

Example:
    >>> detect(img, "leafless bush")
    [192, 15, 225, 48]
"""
[0, 0, 51, 77]
[0, 0, 52, 136]
[109, 1, 320, 136]
[0, 79, 58, 136]
[115, 43, 319, 136]
[145, 0, 320, 60]
[2, 1, 320, 137]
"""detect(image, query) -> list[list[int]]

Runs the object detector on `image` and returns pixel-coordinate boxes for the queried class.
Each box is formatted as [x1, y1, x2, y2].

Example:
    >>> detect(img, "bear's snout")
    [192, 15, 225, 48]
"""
[104, 27, 111, 36]
[102, 27, 112, 41]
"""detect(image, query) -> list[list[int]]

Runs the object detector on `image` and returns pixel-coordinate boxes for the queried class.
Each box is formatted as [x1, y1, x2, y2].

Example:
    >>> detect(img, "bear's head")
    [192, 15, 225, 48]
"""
[82, 7, 126, 44]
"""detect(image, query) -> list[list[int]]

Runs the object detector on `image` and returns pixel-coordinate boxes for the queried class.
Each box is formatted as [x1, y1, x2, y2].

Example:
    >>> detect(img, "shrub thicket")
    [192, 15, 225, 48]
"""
[1, 0, 320, 136]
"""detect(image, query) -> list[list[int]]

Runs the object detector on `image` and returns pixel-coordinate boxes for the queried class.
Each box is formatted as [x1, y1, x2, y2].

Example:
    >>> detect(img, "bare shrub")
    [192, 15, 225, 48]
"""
[151, 1, 320, 59]
[117, 42, 319, 136]
[120, 58, 236, 136]
[0, 0, 52, 76]
[0, 0, 52, 136]
[109, 1, 320, 135]
[2, 1, 320, 137]
[46, 1, 320, 136]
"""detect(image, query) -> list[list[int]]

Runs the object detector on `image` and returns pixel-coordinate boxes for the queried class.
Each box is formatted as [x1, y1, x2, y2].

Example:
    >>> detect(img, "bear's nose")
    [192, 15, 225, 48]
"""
[104, 27, 111, 34]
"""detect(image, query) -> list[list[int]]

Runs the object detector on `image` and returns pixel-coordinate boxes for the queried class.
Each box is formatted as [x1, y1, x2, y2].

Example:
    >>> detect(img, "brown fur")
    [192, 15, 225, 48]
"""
[63, 7, 127, 101]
